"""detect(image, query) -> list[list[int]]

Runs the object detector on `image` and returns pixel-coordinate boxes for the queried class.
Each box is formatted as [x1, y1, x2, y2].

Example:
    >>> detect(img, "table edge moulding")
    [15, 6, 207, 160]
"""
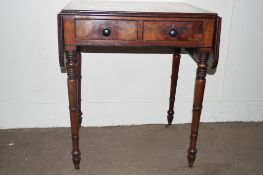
[57, 0, 222, 170]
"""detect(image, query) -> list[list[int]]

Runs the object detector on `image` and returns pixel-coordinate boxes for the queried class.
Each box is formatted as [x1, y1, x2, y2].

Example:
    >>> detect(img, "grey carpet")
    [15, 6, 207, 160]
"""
[0, 122, 262, 175]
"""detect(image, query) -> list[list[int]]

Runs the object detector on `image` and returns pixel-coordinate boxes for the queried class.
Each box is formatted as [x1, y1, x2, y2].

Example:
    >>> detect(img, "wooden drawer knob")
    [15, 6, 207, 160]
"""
[169, 29, 177, 37]
[102, 28, 111, 37]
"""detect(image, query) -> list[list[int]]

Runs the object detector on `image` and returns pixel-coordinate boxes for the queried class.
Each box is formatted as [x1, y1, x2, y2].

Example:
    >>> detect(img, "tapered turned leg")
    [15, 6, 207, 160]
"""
[66, 50, 81, 169]
[76, 52, 82, 128]
[187, 50, 209, 167]
[166, 48, 181, 127]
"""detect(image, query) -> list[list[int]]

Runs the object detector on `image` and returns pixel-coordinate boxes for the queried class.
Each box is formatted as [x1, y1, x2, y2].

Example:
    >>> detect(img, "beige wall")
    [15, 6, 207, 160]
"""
[0, 0, 262, 128]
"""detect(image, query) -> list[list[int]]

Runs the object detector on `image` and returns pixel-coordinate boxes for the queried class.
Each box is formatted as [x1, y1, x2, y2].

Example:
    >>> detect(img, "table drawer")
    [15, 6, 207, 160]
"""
[143, 21, 203, 42]
[75, 19, 138, 40]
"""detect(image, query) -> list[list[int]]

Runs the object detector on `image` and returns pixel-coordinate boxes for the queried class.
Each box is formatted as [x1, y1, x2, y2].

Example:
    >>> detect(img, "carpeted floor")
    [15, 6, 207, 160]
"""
[0, 122, 262, 175]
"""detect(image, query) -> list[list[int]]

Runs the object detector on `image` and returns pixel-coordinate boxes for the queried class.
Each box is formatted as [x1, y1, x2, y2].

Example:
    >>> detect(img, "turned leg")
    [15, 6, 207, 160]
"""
[166, 48, 181, 127]
[76, 52, 82, 128]
[66, 49, 81, 169]
[187, 50, 209, 167]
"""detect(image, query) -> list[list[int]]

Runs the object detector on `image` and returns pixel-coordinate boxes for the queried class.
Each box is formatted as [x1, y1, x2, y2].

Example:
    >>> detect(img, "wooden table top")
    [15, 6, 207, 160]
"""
[63, 0, 214, 14]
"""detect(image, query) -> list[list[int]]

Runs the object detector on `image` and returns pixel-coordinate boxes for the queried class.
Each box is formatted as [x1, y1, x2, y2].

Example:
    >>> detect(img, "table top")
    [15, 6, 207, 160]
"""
[63, 0, 213, 14]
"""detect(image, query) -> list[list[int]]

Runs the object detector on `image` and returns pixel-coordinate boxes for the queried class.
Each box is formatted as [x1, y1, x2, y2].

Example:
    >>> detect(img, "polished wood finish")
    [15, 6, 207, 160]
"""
[143, 21, 203, 41]
[75, 19, 138, 40]
[186, 17, 221, 69]
[58, 0, 221, 170]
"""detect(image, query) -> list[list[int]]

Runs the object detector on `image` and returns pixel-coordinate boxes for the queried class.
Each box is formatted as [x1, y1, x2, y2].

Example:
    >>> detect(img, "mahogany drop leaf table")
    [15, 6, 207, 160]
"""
[57, 0, 221, 170]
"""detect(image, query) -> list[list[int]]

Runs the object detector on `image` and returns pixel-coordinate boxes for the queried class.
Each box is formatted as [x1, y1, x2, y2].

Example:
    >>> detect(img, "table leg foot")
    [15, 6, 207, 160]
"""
[165, 123, 172, 127]
[72, 148, 81, 170]
[166, 110, 174, 127]
[74, 164, 80, 170]
[187, 148, 197, 167]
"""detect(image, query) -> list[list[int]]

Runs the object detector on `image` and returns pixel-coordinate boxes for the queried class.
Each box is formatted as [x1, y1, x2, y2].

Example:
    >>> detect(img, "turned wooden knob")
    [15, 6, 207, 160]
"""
[169, 29, 177, 37]
[102, 28, 111, 37]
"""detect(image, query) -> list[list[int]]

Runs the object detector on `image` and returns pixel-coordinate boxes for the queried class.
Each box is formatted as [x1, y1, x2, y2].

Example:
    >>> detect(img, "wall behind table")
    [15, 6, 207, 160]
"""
[0, 0, 262, 129]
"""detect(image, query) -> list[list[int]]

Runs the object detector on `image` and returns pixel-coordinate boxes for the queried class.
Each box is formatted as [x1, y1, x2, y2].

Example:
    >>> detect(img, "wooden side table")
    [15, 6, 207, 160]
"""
[58, 0, 221, 170]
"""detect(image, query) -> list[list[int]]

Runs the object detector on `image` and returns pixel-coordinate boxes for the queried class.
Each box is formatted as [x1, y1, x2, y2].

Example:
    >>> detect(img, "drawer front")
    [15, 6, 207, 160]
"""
[75, 19, 138, 40]
[143, 21, 203, 41]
